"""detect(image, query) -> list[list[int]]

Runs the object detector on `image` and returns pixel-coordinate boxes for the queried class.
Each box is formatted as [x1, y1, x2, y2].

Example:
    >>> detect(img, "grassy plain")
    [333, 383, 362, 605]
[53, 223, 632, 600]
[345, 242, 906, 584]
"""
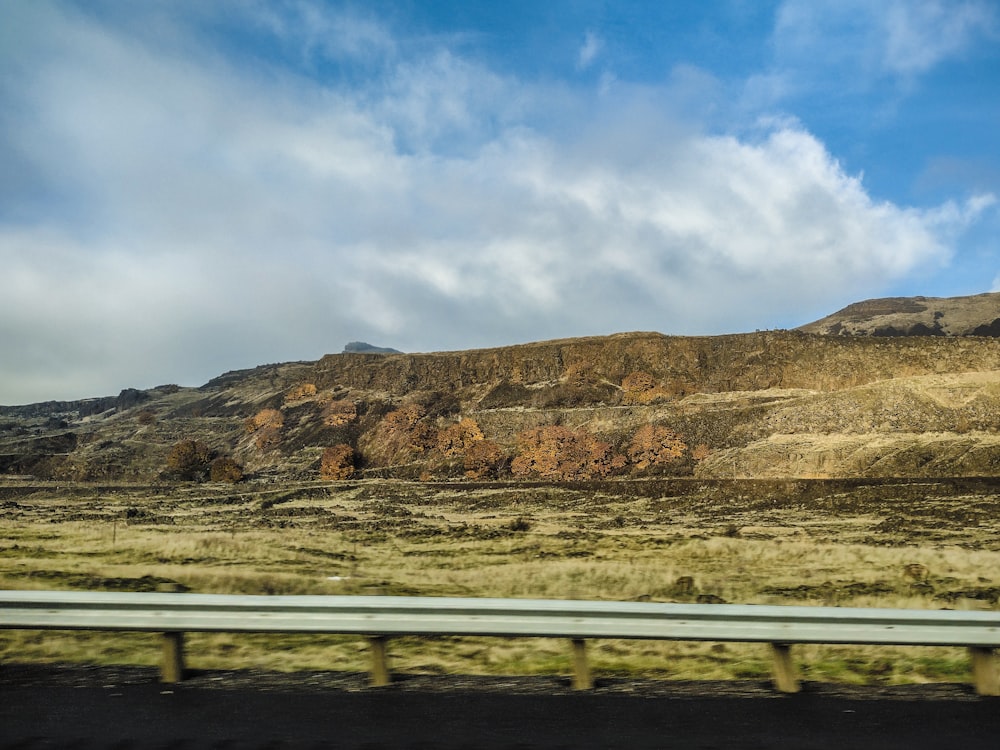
[1, 477, 999, 686]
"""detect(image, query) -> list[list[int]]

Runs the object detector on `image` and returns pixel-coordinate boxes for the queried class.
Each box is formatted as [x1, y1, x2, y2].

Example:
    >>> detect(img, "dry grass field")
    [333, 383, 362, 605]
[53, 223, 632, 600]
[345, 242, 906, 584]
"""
[2, 477, 999, 686]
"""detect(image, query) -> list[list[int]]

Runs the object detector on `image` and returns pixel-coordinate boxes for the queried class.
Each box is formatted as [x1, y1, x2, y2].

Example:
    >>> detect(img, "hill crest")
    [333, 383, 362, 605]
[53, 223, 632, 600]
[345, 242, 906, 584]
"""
[797, 291, 1000, 337]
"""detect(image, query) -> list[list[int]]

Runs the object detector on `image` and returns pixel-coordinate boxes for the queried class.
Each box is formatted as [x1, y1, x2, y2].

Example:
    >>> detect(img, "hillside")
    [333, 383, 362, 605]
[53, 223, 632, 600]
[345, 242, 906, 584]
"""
[798, 291, 1000, 337]
[3, 314, 1000, 482]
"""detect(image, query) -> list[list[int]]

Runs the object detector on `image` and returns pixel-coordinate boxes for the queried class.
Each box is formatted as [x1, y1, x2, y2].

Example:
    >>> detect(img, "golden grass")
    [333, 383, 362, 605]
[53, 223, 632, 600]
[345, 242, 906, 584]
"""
[2, 479, 999, 685]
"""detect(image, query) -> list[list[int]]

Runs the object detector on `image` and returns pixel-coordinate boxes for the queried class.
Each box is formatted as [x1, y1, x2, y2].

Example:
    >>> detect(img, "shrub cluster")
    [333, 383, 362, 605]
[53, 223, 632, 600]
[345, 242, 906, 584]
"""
[284, 383, 318, 404]
[245, 409, 285, 450]
[323, 399, 357, 427]
[626, 424, 687, 470]
[437, 418, 485, 457]
[357, 397, 701, 481]
[510, 425, 626, 480]
[320, 444, 355, 480]
[165, 440, 213, 481]
[165, 440, 243, 483]
[621, 371, 671, 405]
[210, 456, 244, 483]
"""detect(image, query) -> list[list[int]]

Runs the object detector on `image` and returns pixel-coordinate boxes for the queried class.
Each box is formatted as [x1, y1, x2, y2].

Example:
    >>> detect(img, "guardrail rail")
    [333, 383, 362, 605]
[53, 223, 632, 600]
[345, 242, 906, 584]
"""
[1, 591, 998, 694]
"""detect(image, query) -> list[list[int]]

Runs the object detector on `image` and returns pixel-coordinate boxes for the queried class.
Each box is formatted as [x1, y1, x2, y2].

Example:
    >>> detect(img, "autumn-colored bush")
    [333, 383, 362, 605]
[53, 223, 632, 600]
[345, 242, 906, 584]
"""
[626, 424, 688, 470]
[320, 444, 355, 480]
[284, 383, 318, 404]
[245, 409, 284, 433]
[166, 439, 213, 481]
[373, 404, 437, 461]
[210, 456, 244, 483]
[622, 371, 656, 392]
[323, 399, 357, 427]
[437, 418, 485, 457]
[692, 443, 711, 461]
[463, 439, 506, 479]
[621, 371, 670, 405]
[511, 425, 625, 480]
[245, 409, 284, 450]
[137, 410, 157, 425]
[562, 360, 601, 385]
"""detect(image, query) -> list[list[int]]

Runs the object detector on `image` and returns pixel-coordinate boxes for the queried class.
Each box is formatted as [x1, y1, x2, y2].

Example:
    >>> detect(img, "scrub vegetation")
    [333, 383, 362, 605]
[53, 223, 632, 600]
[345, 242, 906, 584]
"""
[2, 477, 998, 686]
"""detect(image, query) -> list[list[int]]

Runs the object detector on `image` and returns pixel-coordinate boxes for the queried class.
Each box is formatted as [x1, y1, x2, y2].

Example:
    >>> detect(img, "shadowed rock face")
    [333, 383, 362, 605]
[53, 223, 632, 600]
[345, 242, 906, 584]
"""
[3, 295, 1000, 483]
[798, 292, 1000, 338]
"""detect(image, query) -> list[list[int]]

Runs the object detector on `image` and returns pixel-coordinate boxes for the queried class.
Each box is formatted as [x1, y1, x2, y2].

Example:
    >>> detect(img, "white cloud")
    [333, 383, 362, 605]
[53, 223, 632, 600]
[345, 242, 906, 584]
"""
[577, 31, 604, 70]
[773, 0, 998, 86]
[0, 1, 992, 403]
[882, 0, 997, 75]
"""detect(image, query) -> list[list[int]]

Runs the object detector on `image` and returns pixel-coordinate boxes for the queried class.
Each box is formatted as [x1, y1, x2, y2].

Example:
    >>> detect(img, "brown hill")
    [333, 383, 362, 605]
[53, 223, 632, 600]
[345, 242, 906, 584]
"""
[2, 323, 999, 483]
[797, 291, 1000, 337]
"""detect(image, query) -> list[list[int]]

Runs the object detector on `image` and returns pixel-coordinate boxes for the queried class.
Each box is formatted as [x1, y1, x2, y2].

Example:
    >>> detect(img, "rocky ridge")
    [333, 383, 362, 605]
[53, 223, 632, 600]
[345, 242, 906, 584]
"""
[2, 295, 999, 482]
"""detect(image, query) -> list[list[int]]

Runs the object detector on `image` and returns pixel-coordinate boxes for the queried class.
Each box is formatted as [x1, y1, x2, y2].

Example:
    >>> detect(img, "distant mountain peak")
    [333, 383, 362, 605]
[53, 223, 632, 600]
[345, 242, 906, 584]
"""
[342, 341, 403, 354]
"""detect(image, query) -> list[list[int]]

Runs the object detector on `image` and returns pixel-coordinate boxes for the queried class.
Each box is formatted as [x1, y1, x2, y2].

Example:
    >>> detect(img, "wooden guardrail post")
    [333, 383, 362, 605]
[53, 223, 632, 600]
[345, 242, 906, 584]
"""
[369, 636, 391, 687]
[969, 647, 999, 696]
[161, 632, 185, 683]
[769, 642, 800, 693]
[571, 639, 593, 690]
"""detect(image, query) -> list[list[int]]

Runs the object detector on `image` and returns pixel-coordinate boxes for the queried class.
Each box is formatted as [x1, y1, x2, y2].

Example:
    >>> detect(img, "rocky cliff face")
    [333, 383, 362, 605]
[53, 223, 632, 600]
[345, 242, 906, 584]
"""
[3, 314, 1000, 482]
[313, 330, 1000, 396]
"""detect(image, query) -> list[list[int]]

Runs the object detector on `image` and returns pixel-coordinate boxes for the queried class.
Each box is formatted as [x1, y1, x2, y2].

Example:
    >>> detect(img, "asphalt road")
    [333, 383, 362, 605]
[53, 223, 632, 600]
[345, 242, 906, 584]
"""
[3, 665, 1000, 749]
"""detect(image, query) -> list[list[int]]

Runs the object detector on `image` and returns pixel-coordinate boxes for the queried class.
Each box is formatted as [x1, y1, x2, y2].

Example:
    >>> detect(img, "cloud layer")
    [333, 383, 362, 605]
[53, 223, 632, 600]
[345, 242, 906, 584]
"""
[772, 0, 998, 82]
[0, 1, 994, 403]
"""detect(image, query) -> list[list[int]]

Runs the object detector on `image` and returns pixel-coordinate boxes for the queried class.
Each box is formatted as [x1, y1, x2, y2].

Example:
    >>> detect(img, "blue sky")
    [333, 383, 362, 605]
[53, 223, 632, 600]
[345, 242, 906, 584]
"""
[1, 0, 998, 404]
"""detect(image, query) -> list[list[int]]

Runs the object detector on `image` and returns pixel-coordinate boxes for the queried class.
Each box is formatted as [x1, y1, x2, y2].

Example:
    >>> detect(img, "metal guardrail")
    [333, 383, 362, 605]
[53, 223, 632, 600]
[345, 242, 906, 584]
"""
[1, 590, 998, 694]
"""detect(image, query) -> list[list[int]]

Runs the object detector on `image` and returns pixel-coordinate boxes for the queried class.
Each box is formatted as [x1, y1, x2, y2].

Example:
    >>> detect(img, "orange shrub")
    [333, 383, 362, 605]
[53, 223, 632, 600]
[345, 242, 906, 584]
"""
[562, 360, 599, 385]
[323, 399, 357, 427]
[379, 404, 436, 455]
[437, 418, 485, 457]
[166, 439, 212, 480]
[622, 371, 656, 392]
[626, 424, 688, 470]
[245, 409, 284, 450]
[284, 383, 318, 404]
[320, 444, 355, 480]
[210, 456, 244, 483]
[511, 425, 625, 480]
[463, 439, 505, 479]
[621, 371, 670, 405]
[245, 409, 284, 433]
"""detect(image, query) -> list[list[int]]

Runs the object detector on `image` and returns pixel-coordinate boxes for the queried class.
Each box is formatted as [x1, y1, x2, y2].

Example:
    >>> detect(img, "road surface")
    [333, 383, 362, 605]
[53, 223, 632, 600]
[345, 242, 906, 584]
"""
[2, 664, 999, 749]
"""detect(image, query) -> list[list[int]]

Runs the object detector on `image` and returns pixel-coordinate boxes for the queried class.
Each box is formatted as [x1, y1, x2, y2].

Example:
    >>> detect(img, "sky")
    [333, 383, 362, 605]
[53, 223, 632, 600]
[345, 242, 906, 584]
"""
[1, 0, 999, 405]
